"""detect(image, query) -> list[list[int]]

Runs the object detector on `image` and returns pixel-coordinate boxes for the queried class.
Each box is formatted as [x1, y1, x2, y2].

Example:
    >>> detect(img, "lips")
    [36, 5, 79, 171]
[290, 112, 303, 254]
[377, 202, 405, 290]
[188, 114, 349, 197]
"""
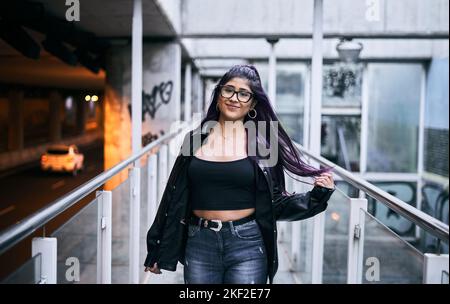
[226, 104, 240, 109]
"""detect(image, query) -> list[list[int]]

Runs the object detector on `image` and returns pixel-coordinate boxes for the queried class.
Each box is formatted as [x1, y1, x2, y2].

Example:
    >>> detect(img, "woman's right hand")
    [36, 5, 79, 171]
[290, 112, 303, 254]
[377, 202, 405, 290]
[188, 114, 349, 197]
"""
[144, 263, 162, 274]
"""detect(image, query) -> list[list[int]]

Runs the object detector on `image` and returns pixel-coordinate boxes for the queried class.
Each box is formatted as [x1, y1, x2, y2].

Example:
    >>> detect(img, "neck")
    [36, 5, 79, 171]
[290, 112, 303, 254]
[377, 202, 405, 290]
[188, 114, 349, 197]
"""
[216, 117, 245, 138]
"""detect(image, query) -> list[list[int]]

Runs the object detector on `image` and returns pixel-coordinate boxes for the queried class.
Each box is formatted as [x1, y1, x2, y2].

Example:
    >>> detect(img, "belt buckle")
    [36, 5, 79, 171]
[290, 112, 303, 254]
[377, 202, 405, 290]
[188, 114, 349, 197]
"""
[209, 219, 222, 232]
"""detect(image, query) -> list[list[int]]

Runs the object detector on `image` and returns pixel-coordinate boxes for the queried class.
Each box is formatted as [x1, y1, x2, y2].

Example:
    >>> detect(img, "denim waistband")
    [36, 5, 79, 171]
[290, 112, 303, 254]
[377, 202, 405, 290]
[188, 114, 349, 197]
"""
[188, 213, 255, 231]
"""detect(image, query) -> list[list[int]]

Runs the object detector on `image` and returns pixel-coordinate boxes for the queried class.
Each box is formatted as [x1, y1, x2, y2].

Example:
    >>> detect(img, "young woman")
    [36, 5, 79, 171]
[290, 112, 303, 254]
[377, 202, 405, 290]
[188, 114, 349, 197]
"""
[144, 64, 335, 284]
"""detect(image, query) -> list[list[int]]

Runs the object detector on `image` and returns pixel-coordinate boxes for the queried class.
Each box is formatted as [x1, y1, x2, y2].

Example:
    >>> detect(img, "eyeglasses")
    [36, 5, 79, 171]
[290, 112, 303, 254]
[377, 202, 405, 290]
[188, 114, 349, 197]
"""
[219, 85, 253, 103]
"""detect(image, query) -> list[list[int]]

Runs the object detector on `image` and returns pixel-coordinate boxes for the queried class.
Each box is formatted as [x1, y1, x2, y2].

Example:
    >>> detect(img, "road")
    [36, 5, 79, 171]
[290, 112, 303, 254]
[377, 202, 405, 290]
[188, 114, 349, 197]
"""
[0, 141, 104, 281]
[0, 142, 104, 232]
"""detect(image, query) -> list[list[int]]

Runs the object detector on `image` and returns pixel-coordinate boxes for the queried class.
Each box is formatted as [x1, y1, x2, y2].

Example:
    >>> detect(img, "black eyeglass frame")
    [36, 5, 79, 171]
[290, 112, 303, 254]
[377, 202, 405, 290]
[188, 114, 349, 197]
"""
[217, 85, 254, 103]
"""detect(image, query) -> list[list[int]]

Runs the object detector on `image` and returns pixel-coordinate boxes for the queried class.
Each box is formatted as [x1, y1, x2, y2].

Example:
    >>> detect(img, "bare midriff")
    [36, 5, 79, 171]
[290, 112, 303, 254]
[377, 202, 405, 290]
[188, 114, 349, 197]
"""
[193, 208, 255, 221]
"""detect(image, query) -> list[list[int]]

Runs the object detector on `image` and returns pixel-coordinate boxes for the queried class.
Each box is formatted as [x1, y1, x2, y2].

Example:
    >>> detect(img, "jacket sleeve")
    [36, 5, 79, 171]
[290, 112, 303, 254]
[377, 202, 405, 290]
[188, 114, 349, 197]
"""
[144, 150, 185, 268]
[272, 174, 335, 222]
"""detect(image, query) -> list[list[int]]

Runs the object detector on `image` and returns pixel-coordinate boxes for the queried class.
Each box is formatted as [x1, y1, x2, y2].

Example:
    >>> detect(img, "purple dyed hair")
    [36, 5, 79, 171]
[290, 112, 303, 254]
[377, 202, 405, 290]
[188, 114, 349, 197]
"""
[197, 64, 331, 195]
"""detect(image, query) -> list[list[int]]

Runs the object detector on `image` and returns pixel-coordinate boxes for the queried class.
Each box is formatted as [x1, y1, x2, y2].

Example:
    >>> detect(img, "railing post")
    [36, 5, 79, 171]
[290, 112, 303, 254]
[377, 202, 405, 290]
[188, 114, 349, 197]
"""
[158, 145, 168, 203]
[32, 237, 57, 284]
[96, 190, 112, 284]
[147, 154, 158, 229]
[347, 198, 368, 284]
[129, 166, 140, 284]
[423, 253, 449, 284]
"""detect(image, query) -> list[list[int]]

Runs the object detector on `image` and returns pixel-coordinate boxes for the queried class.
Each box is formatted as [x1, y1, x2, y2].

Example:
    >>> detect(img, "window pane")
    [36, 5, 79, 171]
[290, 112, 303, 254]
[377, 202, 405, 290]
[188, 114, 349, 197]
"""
[251, 62, 306, 145]
[424, 58, 449, 177]
[276, 63, 306, 144]
[323, 63, 363, 107]
[321, 115, 361, 172]
[367, 63, 422, 173]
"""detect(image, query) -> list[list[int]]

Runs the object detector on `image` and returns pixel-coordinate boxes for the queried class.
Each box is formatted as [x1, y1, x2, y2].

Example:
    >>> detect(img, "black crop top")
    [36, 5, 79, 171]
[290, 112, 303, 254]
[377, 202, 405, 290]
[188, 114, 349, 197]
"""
[188, 156, 256, 210]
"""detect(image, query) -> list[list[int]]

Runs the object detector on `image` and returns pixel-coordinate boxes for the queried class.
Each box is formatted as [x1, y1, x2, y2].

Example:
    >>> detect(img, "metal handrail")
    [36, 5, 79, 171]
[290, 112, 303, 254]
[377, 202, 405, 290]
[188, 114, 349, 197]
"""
[295, 143, 449, 243]
[0, 127, 185, 255]
[1, 129, 447, 256]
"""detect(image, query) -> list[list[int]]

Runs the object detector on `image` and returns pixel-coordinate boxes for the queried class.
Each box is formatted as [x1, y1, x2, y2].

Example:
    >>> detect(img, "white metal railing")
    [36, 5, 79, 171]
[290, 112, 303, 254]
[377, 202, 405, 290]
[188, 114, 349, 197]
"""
[0, 123, 188, 284]
[1, 126, 448, 284]
[282, 142, 449, 284]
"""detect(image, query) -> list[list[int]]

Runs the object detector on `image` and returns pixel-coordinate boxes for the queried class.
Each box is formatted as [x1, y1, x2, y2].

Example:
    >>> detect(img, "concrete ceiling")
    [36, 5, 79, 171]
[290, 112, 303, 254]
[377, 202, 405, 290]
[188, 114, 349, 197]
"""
[0, 0, 177, 89]
[40, 0, 177, 38]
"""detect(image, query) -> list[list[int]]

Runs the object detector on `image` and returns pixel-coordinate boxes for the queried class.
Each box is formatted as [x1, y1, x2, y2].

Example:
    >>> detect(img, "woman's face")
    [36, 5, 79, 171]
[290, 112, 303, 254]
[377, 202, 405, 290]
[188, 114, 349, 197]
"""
[217, 77, 256, 122]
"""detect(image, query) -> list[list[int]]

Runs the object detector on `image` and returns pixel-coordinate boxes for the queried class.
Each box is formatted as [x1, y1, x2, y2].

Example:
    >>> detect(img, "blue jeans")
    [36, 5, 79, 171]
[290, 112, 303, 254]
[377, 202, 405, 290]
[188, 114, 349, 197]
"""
[184, 219, 268, 284]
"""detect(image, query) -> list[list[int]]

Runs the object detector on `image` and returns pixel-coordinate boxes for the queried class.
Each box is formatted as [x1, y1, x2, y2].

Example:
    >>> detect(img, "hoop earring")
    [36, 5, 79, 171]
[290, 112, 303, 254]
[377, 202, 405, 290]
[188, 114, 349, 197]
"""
[247, 108, 257, 118]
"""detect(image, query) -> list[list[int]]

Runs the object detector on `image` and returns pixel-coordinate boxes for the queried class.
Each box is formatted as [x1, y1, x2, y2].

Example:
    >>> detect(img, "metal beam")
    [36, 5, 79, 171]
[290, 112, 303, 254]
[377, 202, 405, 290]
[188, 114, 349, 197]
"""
[180, 33, 449, 40]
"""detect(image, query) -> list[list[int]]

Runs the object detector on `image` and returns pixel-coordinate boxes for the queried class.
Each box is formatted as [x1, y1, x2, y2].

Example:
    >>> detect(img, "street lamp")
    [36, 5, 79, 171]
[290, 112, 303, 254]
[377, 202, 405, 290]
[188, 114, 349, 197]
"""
[336, 38, 363, 63]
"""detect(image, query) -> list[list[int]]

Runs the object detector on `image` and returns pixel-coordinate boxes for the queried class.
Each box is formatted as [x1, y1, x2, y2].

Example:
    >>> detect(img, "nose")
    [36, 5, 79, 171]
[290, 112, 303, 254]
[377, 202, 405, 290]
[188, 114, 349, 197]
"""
[229, 92, 239, 103]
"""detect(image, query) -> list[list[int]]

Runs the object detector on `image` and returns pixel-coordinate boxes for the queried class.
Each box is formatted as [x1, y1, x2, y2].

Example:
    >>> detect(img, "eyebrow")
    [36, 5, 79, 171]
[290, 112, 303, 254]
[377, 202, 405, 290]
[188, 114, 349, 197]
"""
[224, 85, 252, 92]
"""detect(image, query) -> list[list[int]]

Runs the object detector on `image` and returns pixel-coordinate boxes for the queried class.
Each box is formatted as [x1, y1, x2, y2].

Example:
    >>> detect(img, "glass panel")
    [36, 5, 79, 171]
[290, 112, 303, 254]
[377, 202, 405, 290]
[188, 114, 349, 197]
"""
[298, 216, 314, 284]
[1, 253, 42, 284]
[323, 187, 351, 283]
[334, 180, 360, 198]
[420, 180, 449, 254]
[443, 271, 449, 284]
[367, 181, 417, 238]
[51, 197, 98, 284]
[321, 115, 361, 172]
[366, 63, 422, 173]
[111, 177, 130, 284]
[362, 210, 424, 283]
[322, 63, 363, 107]
[289, 181, 313, 284]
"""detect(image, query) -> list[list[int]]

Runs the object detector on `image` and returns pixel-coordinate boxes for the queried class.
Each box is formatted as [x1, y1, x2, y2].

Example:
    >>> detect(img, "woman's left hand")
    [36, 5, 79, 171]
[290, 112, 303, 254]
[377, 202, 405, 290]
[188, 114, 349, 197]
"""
[314, 172, 335, 190]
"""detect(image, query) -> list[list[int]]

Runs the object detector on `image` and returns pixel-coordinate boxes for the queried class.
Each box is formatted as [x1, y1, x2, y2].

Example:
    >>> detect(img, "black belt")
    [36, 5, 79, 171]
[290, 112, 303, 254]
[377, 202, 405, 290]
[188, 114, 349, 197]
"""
[188, 213, 255, 232]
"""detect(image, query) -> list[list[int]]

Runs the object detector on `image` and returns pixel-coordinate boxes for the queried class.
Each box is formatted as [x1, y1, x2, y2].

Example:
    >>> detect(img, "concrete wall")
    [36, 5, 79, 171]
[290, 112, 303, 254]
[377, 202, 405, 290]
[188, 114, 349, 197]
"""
[142, 43, 181, 144]
[182, 0, 448, 36]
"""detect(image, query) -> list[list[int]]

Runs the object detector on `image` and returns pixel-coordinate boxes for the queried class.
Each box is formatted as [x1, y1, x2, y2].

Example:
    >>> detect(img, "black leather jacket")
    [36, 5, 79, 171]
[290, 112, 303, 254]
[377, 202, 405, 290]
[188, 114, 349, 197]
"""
[144, 127, 335, 283]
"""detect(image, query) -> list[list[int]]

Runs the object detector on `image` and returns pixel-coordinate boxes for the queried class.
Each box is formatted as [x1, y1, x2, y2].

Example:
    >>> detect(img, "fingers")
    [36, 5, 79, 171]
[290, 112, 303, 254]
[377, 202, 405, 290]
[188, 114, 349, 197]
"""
[144, 263, 162, 274]
[314, 173, 335, 189]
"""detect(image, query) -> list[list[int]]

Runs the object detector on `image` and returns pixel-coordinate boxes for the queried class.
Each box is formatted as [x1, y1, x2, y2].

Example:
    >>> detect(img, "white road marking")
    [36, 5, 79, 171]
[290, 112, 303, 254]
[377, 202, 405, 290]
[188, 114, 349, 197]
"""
[51, 180, 66, 190]
[0, 205, 15, 217]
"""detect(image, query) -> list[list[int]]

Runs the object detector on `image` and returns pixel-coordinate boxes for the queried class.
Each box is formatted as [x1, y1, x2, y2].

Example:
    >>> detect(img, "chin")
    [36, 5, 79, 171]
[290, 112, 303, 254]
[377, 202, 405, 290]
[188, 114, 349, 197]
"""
[223, 113, 243, 121]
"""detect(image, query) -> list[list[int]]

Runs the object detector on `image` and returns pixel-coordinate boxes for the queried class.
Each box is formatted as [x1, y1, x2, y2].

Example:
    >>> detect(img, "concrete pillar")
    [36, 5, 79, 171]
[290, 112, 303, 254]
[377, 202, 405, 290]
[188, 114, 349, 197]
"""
[77, 96, 87, 135]
[184, 63, 192, 122]
[49, 90, 62, 142]
[103, 42, 181, 190]
[193, 70, 203, 118]
[310, 0, 325, 284]
[267, 38, 279, 110]
[104, 46, 132, 190]
[7, 90, 24, 151]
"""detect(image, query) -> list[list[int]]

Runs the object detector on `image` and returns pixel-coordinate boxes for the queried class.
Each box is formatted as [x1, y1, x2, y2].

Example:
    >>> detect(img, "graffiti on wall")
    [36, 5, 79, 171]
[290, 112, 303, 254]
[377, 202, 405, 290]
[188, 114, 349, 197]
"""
[142, 130, 165, 147]
[128, 80, 173, 121]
